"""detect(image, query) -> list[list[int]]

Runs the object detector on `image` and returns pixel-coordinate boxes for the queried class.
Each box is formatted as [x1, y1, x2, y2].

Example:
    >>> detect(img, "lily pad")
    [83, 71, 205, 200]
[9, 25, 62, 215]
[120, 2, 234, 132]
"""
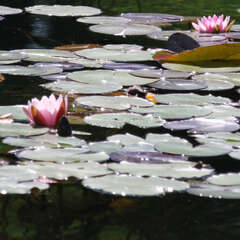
[89, 141, 123, 154]
[121, 13, 184, 23]
[207, 173, 240, 186]
[74, 48, 153, 62]
[108, 161, 213, 179]
[0, 105, 28, 121]
[110, 151, 188, 163]
[229, 149, 240, 160]
[164, 118, 240, 133]
[89, 23, 161, 36]
[84, 112, 165, 129]
[77, 16, 130, 25]
[25, 162, 111, 180]
[148, 78, 207, 91]
[0, 123, 48, 137]
[3, 133, 87, 148]
[25, 5, 101, 17]
[0, 6, 22, 15]
[107, 133, 145, 146]
[187, 183, 240, 199]
[67, 70, 157, 86]
[74, 95, 153, 110]
[17, 148, 109, 163]
[162, 63, 240, 73]
[131, 105, 212, 120]
[103, 44, 143, 51]
[154, 93, 231, 105]
[0, 65, 62, 76]
[41, 80, 122, 94]
[82, 174, 189, 196]
[103, 63, 156, 71]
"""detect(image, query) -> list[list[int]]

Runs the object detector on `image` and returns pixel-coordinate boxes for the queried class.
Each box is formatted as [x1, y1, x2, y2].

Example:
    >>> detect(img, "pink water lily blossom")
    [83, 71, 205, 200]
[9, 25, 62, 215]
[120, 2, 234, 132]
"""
[192, 14, 234, 33]
[23, 94, 68, 128]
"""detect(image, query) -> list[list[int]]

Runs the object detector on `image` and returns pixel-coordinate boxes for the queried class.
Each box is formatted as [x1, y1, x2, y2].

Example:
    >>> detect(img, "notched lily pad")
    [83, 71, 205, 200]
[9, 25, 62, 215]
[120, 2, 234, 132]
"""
[74, 95, 153, 110]
[89, 23, 161, 36]
[84, 112, 165, 129]
[82, 174, 189, 196]
[25, 5, 102, 17]
[164, 118, 239, 133]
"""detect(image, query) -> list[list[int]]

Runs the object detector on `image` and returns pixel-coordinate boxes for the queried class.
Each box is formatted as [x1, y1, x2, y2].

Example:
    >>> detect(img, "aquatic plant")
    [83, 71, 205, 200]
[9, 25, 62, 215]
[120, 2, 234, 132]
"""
[23, 94, 68, 128]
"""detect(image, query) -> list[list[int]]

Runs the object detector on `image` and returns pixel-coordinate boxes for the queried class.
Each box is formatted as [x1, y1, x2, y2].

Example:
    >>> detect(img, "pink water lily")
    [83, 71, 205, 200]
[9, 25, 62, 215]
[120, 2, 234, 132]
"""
[23, 94, 68, 128]
[192, 14, 234, 33]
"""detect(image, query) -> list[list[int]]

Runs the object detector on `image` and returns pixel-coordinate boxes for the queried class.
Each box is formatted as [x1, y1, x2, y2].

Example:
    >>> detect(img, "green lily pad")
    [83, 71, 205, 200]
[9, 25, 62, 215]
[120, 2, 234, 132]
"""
[24, 161, 111, 180]
[207, 173, 240, 186]
[25, 5, 101, 17]
[205, 105, 240, 119]
[0, 123, 48, 137]
[162, 63, 240, 73]
[77, 16, 130, 25]
[0, 105, 28, 121]
[67, 70, 157, 86]
[187, 183, 240, 199]
[89, 23, 161, 36]
[17, 148, 109, 163]
[89, 141, 123, 154]
[82, 174, 189, 196]
[41, 80, 122, 94]
[3, 133, 87, 148]
[107, 133, 145, 146]
[131, 105, 212, 120]
[108, 162, 213, 179]
[229, 149, 240, 160]
[0, 6, 22, 15]
[74, 95, 153, 110]
[74, 48, 153, 62]
[84, 112, 165, 129]
[154, 93, 231, 105]
[103, 44, 143, 51]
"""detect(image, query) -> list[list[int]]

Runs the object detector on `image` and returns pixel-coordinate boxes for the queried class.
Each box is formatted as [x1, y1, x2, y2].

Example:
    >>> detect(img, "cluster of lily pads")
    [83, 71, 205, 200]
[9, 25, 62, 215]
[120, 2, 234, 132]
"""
[2, 5, 240, 199]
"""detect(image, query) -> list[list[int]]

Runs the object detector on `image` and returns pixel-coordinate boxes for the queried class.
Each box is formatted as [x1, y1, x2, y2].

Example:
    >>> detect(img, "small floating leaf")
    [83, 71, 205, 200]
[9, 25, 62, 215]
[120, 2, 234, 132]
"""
[77, 16, 130, 25]
[0, 6, 22, 15]
[207, 173, 240, 186]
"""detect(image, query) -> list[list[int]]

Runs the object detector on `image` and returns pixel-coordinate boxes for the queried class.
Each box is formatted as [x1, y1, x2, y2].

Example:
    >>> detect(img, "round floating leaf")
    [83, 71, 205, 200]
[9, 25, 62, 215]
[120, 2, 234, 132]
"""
[107, 133, 145, 146]
[0, 65, 62, 76]
[82, 174, 189, 196]
[110, 151, 188, 163]
[204, 105, 240, 119]
[40, 72, 69, 81]
[17, 148, 109, 163]
[41, 80, 122, 94]
[0, 105, 28, 121]
[77, 16, 130, 25]
[130, 69, 191, 79]
[3, 133, 87, 148]
[155, 140, 231, 157]
[162, 63, 240, 73]
[89, 141, 122, 154]
[121, 13, 184, 23]
[26, 162, 111, 180]
[33, 62, 84, 71]
[74, 95, 153, 110]
[0, 6, 22, 15]
[123, 143, 156, 152]
[131, 105, 212, 120]
[187, 183, 240, 199]
[67, 70, 157, 86]
[164, 118, 239, 133]
[69, 58, 103, 68]
[0, 51, 25, 61]
[148, 78, 207, 91]
[192, 73, 240, 86]
[154, 93, 231, 105]
[84, 112, 165, 129]
[147, 30, 192, 41]
[103, 63, 156, 71]
[25, 5, 101, 17]
[89, 23, 161, 36]
[229, 149, 240, 160]
[0, 123, 48, 137]
[207, 173, 240, 186]
[13, 49, 77, 62]
[74, 48, 153, 62]
[108, 162, 213, 179]
[103, 44, 143, 51]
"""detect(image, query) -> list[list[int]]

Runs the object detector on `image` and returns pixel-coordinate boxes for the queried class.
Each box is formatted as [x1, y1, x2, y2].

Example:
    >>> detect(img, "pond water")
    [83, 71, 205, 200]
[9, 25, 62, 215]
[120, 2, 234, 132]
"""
[1, 0, 240, 239]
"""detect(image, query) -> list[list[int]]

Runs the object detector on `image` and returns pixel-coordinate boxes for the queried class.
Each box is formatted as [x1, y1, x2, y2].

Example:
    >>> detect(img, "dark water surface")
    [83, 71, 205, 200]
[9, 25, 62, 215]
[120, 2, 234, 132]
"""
[1, 0, 240, 239]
